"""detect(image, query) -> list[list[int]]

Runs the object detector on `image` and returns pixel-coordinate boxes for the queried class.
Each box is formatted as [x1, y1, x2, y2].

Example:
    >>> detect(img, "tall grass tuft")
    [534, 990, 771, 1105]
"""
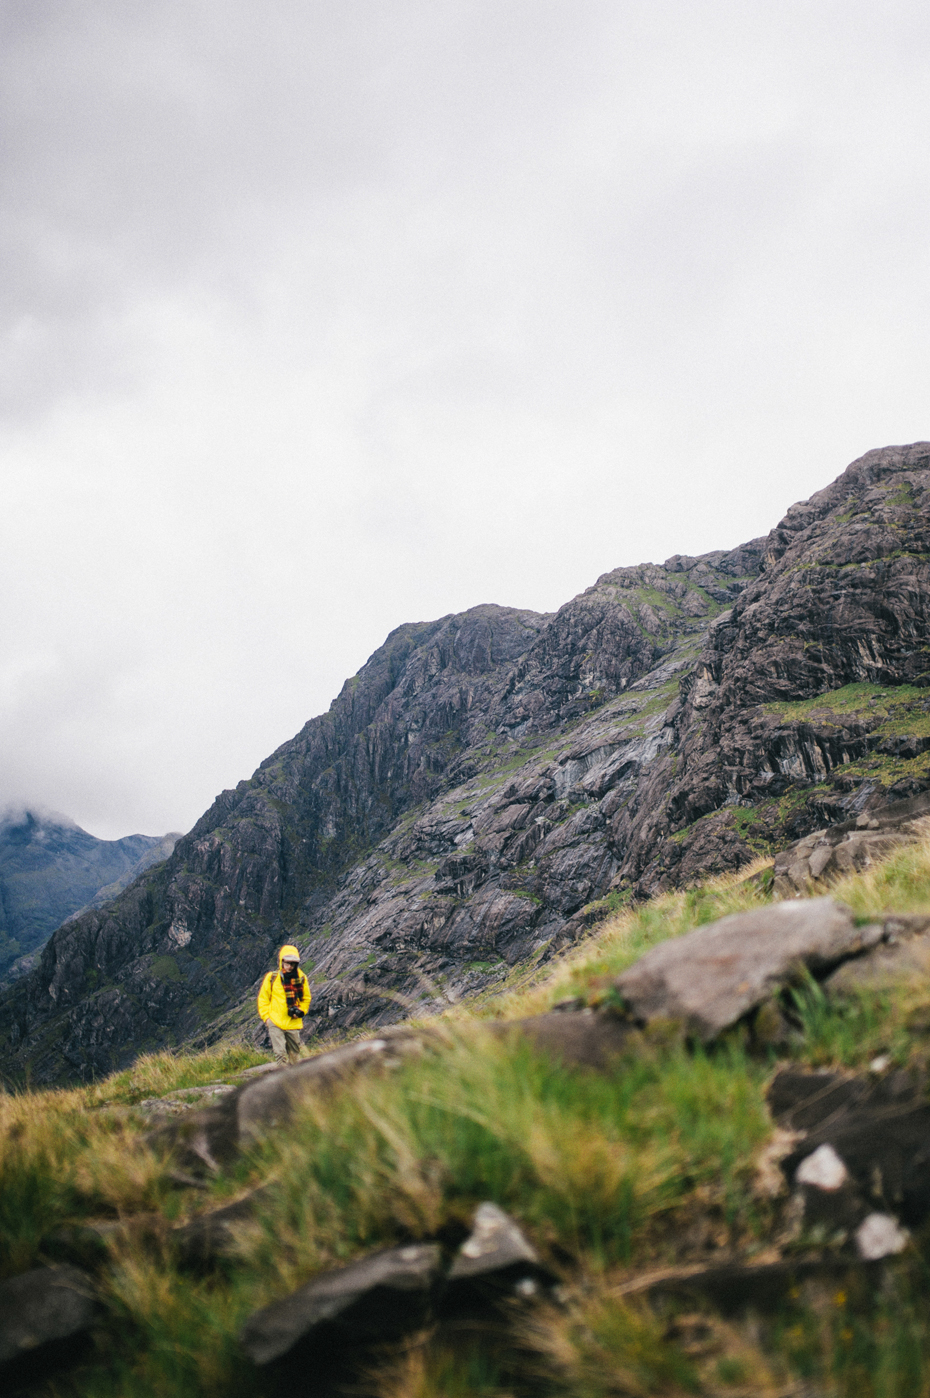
[6, 836, 930, 1392]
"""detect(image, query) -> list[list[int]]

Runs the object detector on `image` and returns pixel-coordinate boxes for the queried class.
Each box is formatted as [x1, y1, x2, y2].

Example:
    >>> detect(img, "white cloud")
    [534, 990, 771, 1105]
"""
[1, 1, 929, 836]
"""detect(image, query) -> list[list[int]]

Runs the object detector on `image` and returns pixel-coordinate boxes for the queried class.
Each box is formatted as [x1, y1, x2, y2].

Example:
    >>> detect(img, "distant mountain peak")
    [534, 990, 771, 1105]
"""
[0, 813, 179, 985]
[0, 804, 81, 834]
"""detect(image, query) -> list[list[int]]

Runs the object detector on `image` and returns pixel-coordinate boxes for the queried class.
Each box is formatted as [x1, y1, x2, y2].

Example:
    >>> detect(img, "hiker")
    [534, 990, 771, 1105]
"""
[257, 944, 312, 1064]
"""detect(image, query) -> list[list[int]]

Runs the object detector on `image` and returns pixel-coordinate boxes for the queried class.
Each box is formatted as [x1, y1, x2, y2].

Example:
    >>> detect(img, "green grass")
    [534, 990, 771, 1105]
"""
[85, 1044, 269, 1107]
[765, 680, 930, 729]
[9, 839, 930, 1392]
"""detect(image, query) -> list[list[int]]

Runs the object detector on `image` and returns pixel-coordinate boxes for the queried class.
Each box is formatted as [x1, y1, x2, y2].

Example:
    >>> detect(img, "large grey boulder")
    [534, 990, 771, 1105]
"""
[491, 1009, 633, 1069]
[0, 1265, 97, 1380]
[825, 915, 930, 994]
[151, 1025, 433, 1171]
[614, 898, 876, 1041]
[239, 1242, 443, 1367]
[235, 1029, 429, 1144]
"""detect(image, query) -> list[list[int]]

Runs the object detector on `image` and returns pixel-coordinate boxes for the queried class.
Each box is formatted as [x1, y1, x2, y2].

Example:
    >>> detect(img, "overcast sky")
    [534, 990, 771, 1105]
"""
[2, 1, 929, 840]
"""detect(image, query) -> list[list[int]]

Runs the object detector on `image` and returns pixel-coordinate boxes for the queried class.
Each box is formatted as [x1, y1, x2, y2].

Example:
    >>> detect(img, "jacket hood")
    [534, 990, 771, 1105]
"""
[278, 944, 301, 972]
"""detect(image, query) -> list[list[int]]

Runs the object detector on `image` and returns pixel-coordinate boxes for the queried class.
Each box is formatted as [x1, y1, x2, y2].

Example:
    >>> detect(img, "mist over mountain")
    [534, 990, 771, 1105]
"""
[0, 809, 178, 983]
[4, 442, 930, 1085]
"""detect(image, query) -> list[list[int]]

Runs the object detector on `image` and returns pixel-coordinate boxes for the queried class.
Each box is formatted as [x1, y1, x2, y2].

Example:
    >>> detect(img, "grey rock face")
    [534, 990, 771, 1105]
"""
[822, 928, 930, 995]
[614, 899, 872, 1040]
[8, 442, 930, 1083]
[239, 1243, 443, 1366]
[0, 1264, 97, 1376]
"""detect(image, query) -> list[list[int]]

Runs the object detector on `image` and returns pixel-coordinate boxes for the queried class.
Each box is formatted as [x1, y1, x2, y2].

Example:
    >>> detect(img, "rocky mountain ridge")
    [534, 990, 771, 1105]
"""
[0, 811, 178, 985]
[4, 441, 930, 1084]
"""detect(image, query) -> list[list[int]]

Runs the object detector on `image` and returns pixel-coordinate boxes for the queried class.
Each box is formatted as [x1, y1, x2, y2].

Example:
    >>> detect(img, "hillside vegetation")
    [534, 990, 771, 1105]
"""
[7, 837, 930, 1396]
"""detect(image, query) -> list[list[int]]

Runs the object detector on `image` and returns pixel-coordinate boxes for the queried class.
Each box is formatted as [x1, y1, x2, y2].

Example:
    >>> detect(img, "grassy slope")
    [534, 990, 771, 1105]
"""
[7, 843, 930, 1395]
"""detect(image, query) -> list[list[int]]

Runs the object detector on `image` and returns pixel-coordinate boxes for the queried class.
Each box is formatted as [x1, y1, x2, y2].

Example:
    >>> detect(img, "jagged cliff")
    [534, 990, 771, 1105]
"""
[4, 442, 930, 1084]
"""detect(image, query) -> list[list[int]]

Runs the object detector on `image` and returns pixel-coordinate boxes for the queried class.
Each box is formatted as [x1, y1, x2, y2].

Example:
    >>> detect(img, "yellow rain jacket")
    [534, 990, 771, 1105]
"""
[257, 945, 311, 1030]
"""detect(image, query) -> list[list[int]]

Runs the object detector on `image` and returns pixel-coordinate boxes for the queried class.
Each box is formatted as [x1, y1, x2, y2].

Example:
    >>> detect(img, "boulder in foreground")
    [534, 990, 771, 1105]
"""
[445, 1201, 555, 1306]
[614, 898, 876, 1041]
[239, 1242, 443, 1367]
[0, 1264, 97, 1383]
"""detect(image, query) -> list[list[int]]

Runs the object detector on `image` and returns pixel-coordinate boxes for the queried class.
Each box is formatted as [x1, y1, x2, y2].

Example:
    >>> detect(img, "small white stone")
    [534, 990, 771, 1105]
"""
[869, 1054, 891, 1074]
[855, 1213, 909, 1260]
[514, 1276, 538, 1297]
[795, 1143, 849, 1191]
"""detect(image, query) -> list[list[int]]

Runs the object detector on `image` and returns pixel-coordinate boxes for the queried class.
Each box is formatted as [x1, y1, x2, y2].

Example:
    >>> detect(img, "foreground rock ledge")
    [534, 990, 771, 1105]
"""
[240, 1243, 444, 1365]
[238, 1203, 550, 1375]
[0, 1265, 97, 1380]
[614, 898, 877, 1041]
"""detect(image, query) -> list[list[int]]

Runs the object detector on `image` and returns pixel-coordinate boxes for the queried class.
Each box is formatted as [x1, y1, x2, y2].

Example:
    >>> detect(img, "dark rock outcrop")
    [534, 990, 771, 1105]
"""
[769, 1065, 930, 1251]
[0, 1264, 98, 1385]
[443, 1201, 554, 1308]
[493, 1009, 635, 1069]
[6, 442, 930, 1083]
[239, 1205, 551, 1390]
[613, 898, 874, 1040]
[239, 1242, 443, 1367]
[171, 1184, 275, 1269]
[621, 1254, 876, 1313]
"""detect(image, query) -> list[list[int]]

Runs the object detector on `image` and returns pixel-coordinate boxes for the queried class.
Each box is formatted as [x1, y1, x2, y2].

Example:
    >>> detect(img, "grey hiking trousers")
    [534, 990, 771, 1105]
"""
[268, 1022, 302, 1064]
